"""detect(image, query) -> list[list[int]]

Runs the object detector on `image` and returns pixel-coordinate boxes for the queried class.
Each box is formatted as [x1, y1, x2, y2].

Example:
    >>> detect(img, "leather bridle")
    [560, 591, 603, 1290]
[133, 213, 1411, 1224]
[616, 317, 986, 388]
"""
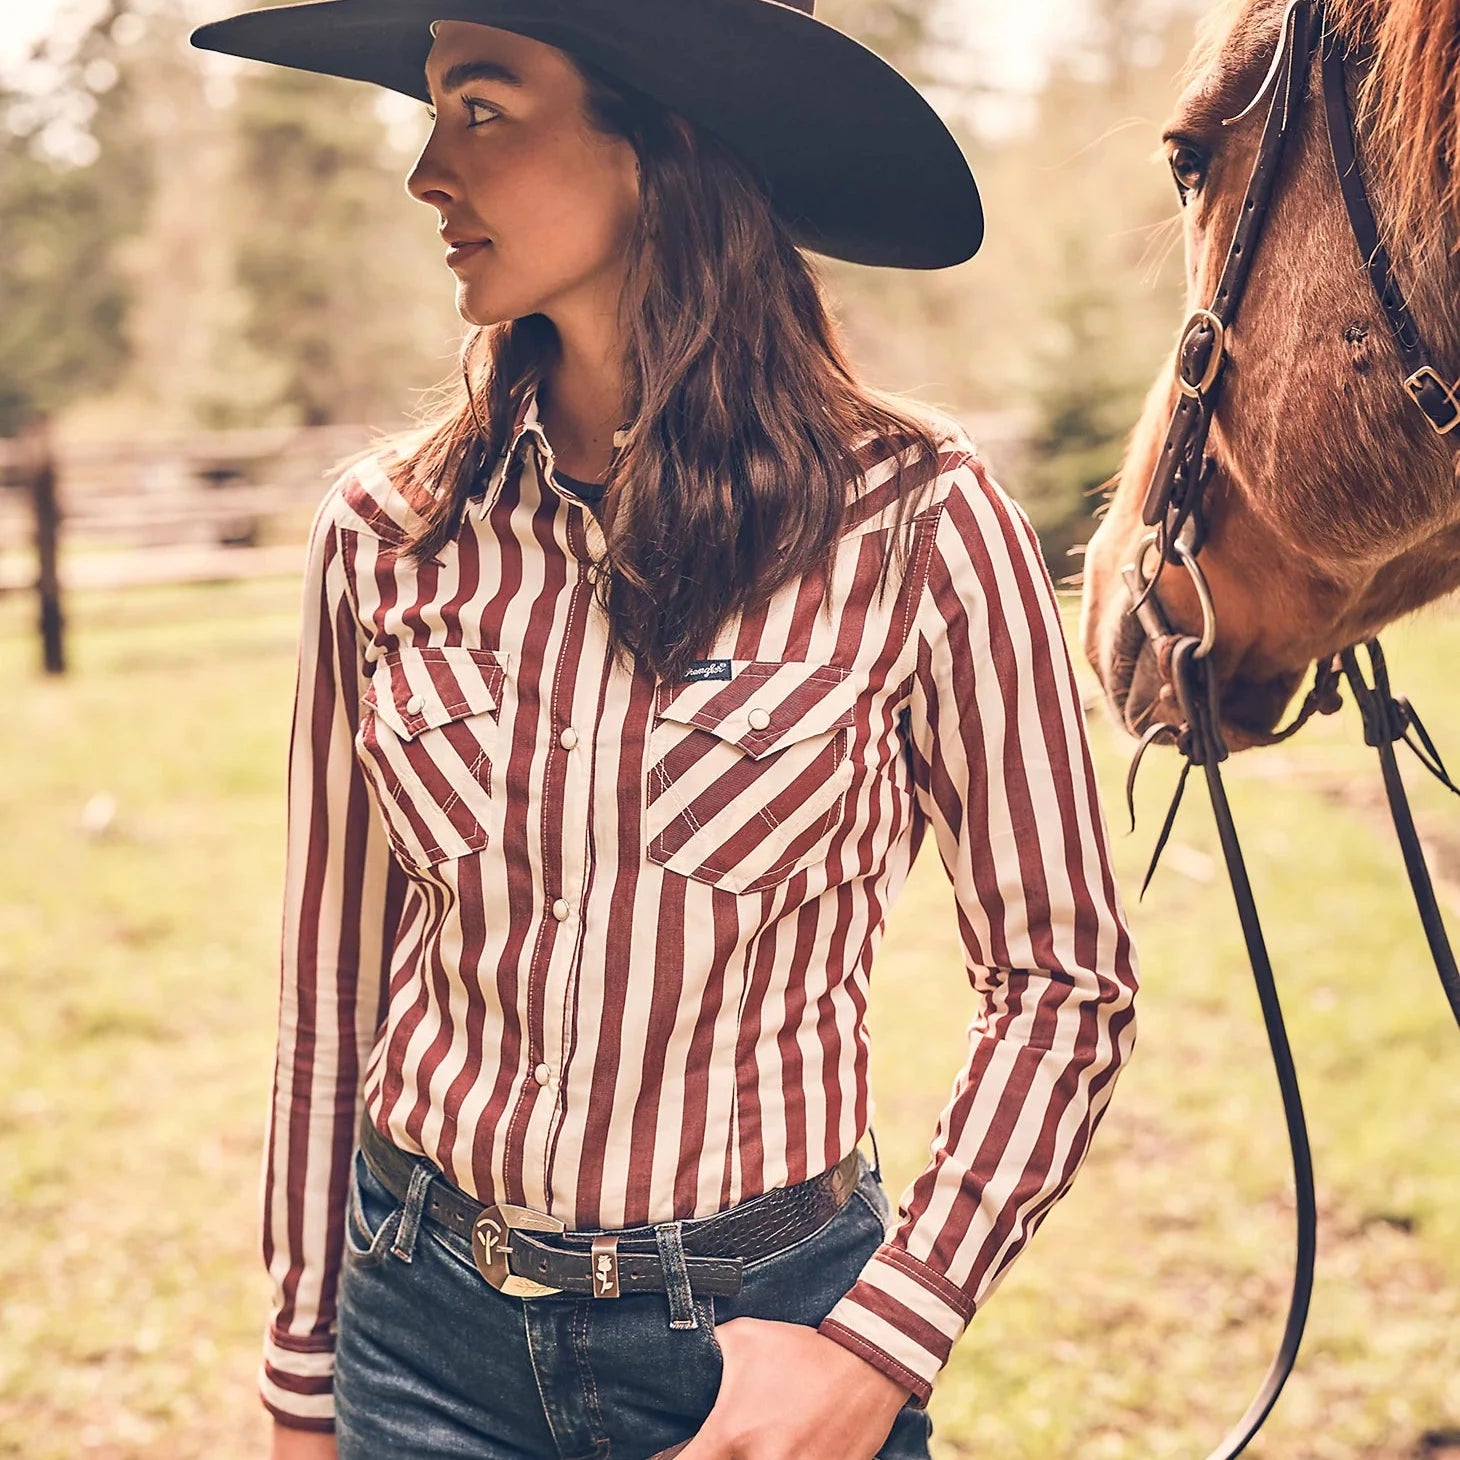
[1117, 2, 1460, 1455]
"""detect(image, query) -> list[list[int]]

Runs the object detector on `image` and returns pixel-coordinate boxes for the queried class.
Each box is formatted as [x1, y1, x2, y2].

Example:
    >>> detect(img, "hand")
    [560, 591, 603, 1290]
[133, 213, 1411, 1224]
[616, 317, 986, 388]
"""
[269, 1422, 338, 1460]
[664, 1316, 913, 1459]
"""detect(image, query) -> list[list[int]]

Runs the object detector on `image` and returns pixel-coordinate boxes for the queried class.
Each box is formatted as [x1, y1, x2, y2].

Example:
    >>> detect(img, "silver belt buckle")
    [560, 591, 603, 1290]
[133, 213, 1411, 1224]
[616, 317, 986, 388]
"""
[472, 1203, 566, 1298]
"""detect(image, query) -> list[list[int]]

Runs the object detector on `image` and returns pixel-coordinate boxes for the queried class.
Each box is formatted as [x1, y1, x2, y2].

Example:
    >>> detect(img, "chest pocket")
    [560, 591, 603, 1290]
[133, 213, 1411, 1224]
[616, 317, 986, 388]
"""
[356, 646, 510, 870]
[646, 661, 860, 895]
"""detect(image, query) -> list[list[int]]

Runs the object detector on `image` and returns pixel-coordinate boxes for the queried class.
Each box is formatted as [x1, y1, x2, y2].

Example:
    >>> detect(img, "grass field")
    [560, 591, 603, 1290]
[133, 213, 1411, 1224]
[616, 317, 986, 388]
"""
[0, 573, 1456, 1460]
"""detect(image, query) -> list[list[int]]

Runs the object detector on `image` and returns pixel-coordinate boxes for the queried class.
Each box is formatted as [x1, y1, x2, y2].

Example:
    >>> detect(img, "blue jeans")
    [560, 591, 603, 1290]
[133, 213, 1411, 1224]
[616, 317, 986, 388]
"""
[334, 1140, 936, 1459]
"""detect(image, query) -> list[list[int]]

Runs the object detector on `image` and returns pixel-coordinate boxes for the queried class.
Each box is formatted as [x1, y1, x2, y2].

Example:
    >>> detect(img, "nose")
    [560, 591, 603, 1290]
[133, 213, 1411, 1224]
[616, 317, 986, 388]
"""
[406, 129, 459, 208]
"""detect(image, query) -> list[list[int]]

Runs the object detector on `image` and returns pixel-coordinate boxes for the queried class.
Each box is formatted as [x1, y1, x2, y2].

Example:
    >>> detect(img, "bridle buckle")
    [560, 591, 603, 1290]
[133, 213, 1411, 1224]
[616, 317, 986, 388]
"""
[1177, 309, 1227, 399]
[472, 1202, 567, 1297]
[1404, 366, 1460, 437]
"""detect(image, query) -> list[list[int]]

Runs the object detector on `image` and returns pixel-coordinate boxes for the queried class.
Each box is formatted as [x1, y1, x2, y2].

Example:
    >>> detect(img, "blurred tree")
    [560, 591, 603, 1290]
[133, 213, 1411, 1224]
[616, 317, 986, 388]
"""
[1023, 239, 1148, 577]
[0, 0, 154, 435]
[208, 66, 454, 428]
[109, 1, 244, 434]
[0, 0, 1208, 515]
[1011, 0, 1202, 565]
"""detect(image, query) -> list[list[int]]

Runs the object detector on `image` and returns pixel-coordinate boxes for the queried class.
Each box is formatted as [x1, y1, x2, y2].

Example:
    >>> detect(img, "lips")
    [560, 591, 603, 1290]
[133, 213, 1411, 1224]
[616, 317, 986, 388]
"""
[445, 239, 490, 267]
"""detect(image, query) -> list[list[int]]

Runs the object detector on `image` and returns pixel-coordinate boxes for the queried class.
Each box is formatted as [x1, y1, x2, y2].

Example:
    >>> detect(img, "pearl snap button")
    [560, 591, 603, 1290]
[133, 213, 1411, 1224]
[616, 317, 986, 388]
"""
[533, 1063, 552, 1086]
[559, 726, 579, 750]
[552, 898, 570, 922]
[405, 693, 425, 715]
[747, 707, 772, 731]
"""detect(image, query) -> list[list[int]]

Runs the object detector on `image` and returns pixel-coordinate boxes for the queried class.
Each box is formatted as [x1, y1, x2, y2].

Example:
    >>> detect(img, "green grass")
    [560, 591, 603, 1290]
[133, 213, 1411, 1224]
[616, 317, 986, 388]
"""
[0, 578, 1456, 1459]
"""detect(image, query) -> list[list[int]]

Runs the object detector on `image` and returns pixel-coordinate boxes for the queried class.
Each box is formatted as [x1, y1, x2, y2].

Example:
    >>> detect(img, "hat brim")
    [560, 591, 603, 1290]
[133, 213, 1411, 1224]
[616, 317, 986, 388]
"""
[191, 0, 982, 268]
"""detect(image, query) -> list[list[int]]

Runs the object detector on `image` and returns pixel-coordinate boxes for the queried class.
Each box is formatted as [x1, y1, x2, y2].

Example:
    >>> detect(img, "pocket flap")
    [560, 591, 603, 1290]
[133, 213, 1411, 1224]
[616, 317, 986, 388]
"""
[364, 646, 511, 741]
[654, 661, 859, 759]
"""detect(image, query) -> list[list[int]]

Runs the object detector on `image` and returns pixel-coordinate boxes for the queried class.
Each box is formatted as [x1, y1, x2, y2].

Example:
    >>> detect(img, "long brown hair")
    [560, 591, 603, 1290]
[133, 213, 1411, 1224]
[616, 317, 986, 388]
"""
[378, 51, 953, 687]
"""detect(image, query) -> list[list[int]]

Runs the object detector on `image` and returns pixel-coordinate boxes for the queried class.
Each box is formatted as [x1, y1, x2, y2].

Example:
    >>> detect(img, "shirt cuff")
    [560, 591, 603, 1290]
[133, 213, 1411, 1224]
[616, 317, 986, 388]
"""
[817, 1243, 977, 1408]
[260, 1324, 337, 1431]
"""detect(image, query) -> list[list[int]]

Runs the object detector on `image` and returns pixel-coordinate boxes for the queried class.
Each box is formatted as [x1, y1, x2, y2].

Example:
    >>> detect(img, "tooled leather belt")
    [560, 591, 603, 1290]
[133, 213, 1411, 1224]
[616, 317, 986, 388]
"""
[358, 1114, 863, 1301]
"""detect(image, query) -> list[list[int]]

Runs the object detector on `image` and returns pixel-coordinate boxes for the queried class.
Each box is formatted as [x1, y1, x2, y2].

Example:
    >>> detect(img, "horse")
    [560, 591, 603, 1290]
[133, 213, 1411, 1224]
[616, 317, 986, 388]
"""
[1079, 0, 1460, 751]
[1073, 7, 1459, 1451]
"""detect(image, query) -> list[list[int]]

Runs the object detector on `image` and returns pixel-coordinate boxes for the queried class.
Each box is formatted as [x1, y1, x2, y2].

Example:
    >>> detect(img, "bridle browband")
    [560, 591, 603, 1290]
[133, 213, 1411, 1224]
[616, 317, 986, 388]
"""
[1117, 3, 1460, 1456]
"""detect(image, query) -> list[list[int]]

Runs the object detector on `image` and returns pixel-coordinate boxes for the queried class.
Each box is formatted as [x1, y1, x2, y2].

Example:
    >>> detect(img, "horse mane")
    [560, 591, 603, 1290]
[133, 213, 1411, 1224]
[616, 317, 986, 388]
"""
[1330, 0, 1460, 260]
[1179, 0, 1460, 260]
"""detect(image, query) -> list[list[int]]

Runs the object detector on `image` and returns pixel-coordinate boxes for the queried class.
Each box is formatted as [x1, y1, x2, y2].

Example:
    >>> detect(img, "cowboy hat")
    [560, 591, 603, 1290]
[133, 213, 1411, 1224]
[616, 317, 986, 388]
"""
[190, 0, 983, 269]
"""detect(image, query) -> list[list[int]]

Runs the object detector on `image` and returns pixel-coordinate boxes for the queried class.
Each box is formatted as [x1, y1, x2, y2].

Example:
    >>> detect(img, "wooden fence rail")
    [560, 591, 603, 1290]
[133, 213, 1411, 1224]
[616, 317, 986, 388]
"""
[0, 421, 379, 672]
[0, 414, 1029, 674]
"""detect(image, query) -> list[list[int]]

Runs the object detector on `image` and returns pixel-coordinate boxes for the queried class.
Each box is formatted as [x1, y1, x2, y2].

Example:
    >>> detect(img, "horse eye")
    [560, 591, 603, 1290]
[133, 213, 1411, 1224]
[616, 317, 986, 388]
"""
[1169, 142, 1208, 200]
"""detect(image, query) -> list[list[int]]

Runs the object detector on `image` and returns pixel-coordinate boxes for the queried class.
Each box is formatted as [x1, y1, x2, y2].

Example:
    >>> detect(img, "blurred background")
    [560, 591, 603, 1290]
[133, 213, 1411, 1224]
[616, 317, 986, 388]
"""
[1, 1, 1456, 1456]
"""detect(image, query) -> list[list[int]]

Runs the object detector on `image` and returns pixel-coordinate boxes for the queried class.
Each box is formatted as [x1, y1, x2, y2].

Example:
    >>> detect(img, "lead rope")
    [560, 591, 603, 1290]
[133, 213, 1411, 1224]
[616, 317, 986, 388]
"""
[1127, 632, 1459, 1458]
[1338, 640, 1460, 1025]
[1126, 635, 1317, 1460]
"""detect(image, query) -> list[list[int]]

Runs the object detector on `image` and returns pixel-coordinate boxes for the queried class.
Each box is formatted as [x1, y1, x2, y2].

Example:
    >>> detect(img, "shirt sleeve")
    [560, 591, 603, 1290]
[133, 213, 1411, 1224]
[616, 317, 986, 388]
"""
[259, 480, 407, 1431]
[817, 449, 1140, 1406]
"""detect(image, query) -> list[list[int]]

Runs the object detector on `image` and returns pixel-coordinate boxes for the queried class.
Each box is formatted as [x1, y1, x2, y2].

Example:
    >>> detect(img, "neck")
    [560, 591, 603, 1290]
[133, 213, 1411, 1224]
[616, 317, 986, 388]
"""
[536, 331, 628, 484]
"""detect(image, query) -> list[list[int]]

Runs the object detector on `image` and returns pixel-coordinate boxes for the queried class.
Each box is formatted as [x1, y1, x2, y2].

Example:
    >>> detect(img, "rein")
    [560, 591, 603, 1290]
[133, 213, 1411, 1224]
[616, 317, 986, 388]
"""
[1119, 3, 1460, 1454]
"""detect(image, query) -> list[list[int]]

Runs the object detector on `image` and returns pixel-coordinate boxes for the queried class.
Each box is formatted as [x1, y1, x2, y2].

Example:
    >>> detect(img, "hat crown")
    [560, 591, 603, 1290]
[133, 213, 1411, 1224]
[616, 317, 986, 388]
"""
[189, 0, 982, 268]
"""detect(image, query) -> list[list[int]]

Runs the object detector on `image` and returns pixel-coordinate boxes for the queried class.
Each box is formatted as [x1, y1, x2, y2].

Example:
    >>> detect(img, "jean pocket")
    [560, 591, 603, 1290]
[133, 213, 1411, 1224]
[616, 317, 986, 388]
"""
[853, 1167, 893, 1230]
[698, 1295, 723, 1362]
[343, 1147, 404, 1270]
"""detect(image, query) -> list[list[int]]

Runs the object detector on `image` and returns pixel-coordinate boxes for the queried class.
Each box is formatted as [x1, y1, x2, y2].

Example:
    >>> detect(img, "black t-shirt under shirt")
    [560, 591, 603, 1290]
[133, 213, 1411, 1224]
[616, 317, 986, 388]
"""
[555, 468, 606, 512]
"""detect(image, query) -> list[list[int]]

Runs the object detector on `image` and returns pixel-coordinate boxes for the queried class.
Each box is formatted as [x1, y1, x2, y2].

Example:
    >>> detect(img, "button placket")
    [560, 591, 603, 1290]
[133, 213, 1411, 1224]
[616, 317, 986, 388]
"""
[532, 571, 603, 1209]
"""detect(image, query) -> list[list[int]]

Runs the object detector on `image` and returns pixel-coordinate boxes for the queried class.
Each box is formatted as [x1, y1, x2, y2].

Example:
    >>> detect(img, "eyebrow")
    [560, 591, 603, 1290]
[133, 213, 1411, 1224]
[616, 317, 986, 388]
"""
[430, 59, 528, 98]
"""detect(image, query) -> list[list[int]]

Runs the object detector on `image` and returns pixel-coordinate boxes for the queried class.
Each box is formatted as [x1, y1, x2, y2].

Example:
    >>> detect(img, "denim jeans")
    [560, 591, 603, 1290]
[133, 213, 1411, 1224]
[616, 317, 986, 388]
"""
[334, 1138, 936, 1460]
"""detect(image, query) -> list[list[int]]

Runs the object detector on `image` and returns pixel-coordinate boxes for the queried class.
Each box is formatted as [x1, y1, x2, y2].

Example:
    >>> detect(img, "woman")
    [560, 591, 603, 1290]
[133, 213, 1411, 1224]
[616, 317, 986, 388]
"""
[191, 4, 1140, 1459]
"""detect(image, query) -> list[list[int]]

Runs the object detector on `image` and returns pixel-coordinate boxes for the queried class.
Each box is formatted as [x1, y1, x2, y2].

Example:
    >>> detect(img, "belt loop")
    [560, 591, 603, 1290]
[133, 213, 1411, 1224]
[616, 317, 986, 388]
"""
[866, 1123, 883, 1183]
[391, 1160, 435, 1264]
[653, 1220, 699, 1330]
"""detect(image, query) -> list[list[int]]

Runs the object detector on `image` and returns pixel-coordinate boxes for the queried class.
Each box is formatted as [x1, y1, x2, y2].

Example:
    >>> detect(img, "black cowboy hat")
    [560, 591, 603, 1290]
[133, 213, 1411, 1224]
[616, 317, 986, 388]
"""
[190, 0, 983, 269]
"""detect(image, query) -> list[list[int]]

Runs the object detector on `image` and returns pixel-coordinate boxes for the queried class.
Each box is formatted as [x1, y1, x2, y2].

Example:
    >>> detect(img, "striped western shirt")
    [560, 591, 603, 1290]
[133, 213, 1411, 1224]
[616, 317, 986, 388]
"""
[261, 378, 1139, 1429]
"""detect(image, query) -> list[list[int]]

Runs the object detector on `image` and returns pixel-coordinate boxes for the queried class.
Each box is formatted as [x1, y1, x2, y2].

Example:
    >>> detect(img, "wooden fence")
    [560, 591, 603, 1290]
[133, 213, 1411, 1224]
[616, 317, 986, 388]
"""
[0, 413, 1029, 673]
[0, 421, 376, 587]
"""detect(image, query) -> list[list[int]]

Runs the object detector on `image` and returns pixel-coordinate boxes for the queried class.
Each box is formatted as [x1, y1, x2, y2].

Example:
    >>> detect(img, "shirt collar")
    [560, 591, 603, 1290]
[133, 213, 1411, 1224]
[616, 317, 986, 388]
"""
[468, 376, 552, 519]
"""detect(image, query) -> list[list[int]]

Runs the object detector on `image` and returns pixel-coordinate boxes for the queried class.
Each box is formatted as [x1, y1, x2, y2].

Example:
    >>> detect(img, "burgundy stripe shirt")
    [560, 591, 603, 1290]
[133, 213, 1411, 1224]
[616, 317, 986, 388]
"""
[260, 380, 1139, 1428]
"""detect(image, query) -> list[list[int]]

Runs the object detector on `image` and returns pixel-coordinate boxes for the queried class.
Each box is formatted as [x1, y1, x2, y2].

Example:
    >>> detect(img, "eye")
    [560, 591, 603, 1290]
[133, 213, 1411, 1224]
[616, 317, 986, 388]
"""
[423, 99, 500, 128]
[1167, 140, 1209, 201]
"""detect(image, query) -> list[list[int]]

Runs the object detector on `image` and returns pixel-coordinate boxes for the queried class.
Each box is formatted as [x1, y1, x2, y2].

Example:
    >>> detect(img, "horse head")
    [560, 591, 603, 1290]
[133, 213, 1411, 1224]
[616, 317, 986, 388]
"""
[1080, 0, 1460, 750]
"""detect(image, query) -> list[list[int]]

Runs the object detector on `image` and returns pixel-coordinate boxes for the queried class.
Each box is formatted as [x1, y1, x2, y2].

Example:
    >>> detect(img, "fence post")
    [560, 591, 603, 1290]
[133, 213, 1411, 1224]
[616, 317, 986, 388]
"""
[27, 418, 65, 675]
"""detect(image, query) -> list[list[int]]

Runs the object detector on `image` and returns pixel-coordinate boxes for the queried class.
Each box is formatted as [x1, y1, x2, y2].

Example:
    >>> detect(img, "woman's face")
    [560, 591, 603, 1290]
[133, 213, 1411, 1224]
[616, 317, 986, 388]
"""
[407, 22, 642, 330]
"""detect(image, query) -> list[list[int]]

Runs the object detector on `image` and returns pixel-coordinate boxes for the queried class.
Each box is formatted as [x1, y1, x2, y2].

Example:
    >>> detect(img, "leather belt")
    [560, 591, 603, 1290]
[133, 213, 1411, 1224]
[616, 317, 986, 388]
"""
[358, 1115, 864, 1301]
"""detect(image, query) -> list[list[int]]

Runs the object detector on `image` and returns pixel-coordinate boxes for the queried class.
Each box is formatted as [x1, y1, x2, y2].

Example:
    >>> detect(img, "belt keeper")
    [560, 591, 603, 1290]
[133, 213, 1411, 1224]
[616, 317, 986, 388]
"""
[653, 1220, 699, 1329]
[391, 1160, 435, 1263]
[590, 1234, 621, 1299]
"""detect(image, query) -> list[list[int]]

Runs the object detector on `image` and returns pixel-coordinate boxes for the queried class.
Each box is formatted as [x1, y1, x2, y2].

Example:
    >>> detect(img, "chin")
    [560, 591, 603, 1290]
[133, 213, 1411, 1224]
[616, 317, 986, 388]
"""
[457, 295, 507, 329]
[454, 278, 529, 330]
